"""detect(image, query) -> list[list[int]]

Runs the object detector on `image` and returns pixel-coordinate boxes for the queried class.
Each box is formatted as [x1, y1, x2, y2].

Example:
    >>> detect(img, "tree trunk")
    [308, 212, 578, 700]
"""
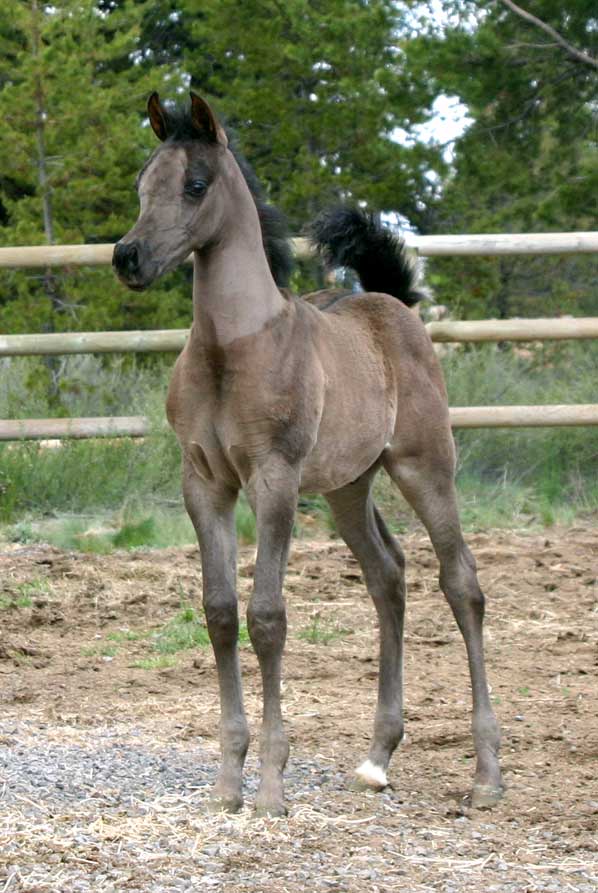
[30, 0, 61, 318]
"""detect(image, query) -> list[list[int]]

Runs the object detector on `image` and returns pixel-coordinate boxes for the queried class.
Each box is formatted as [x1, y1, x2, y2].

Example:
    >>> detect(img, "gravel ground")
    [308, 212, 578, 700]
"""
[0, 529, 596, 891]
[3, 719, 595, 893]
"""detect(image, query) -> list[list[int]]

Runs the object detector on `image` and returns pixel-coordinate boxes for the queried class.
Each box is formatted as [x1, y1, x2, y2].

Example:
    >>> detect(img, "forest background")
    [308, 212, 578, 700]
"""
[0, 0, 597, 542]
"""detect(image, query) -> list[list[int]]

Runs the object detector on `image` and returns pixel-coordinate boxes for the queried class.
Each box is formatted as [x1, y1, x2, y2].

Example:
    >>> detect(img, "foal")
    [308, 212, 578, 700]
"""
[113, 92, 503, 816]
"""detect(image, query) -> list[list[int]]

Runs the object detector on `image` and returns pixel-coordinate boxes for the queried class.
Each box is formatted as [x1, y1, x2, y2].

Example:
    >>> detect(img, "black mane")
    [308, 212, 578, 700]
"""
[231, 146, 293, 290]
[157, 102, 293, 288]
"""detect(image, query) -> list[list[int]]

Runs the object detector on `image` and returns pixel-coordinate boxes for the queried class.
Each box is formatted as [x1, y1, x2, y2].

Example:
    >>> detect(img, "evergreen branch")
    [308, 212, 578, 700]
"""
[506, 42, 560, 51]
[497, 0, 598, 71]
[475, 65, 583, 139]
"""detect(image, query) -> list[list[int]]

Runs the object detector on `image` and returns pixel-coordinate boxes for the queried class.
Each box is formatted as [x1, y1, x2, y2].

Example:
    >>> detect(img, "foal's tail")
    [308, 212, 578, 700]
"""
[308, 206, 427, 307]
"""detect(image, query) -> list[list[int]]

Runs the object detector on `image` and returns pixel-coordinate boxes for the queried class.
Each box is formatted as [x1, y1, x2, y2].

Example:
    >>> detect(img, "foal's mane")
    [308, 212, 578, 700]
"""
[153, 103, 293, 288]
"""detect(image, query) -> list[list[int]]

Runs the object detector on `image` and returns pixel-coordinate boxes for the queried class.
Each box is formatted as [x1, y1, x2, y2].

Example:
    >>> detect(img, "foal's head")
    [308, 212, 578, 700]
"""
[113, 92, 234, 290]
[114, 92, 293, 292]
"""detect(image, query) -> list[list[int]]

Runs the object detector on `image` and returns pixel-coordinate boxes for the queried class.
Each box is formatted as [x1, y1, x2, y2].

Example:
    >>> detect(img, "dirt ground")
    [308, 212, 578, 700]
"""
[0, 525, 596, 892]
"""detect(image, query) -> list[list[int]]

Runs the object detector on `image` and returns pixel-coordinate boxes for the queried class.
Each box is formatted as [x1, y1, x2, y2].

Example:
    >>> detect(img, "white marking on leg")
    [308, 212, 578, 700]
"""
[355, 759, 388, 789]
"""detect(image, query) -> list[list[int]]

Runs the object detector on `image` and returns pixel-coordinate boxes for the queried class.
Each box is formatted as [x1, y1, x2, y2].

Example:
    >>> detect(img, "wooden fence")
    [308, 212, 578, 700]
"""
[1, 232, 598, 268]
[1, 235, 597, 440]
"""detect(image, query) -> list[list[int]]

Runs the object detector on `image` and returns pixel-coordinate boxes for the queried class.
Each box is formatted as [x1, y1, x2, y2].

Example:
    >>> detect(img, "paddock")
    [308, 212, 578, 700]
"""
[1, 233, 597, 891]
[1, 527, 596, 892]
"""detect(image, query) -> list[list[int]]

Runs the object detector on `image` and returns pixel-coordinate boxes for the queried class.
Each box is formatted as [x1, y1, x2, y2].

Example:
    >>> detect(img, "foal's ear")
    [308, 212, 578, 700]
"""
[148, 92, 169, 142]
[189, 92, 228, 146]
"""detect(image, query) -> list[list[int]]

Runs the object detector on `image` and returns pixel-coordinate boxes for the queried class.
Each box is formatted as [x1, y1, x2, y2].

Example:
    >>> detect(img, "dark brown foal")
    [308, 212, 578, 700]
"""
[113, 91, 503, 816]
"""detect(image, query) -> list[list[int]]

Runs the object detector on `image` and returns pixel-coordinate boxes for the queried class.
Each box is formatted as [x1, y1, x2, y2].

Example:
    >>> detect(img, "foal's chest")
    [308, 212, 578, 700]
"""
[168, 345, 319, 489]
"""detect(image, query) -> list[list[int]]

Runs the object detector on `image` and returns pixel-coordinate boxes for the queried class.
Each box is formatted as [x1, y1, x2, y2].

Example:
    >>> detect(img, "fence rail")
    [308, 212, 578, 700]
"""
[0, 417, 149, 441]
[1, 231, 598, 270]
[1, 234, 597, 440]
[3, 404, 598, 443]
[3, 317, 598, 358]
[0, 329, 189, 357]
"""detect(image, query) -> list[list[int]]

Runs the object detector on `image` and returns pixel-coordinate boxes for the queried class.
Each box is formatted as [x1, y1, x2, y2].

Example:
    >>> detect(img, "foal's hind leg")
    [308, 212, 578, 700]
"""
[326, 475, 406, 791]
[383, 447, 503, 807]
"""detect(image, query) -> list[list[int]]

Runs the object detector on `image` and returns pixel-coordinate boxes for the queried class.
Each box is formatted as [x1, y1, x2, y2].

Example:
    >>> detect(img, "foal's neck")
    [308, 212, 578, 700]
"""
[191, 162, 286, 347]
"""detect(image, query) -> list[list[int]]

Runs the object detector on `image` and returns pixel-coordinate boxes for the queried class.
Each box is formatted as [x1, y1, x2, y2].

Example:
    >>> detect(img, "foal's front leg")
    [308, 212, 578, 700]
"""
[246, 456, 299, 817]
[182, 464, 249, 812]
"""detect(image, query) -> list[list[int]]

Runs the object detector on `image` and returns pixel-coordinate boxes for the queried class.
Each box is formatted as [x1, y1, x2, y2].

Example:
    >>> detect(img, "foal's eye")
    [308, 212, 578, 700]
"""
[185, 179, 208, 197]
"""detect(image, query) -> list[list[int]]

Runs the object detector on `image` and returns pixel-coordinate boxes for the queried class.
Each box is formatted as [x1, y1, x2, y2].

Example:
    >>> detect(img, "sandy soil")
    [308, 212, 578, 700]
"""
[0, 526, 596, 892]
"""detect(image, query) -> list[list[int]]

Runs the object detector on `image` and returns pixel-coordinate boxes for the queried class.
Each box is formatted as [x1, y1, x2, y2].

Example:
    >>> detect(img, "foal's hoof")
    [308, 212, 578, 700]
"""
[471, 783, 504, 809]
[207, 793, 243, 814]
[255, 802, 288, 818]
[353, 760, 389, 793]
[255, 776, 287, 817]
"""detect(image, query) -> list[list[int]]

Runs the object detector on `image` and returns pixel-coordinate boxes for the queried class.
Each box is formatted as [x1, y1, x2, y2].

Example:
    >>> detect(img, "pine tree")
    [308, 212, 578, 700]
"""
[183, 0, 437, 230]
[0, 0, 188, 335]
[403, 0, 598, 318]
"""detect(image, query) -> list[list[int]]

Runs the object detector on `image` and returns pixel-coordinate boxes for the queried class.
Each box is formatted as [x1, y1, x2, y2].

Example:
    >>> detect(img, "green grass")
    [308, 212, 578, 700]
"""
[75, 605, 251, 672]
[106, 629, 149, 643]
[80, 644, 118, 658]
[150, 603, 249, 655]
[4, 507, 197, 553]
[443, 341, 598, 511]
[0, 578, 49, 609]
[16, 579, 49, 596]
[0, 355, 179, 525]
[1, 343, 597, 540]
[133, 655, 177, 670]
[298, 614, 353, 645]
[152, 604, 211, 653]
[0, 595, 24, 610]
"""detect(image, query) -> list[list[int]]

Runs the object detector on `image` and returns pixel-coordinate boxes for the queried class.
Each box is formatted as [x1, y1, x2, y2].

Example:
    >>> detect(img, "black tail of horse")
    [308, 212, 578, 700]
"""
[308, 207, 425, 307]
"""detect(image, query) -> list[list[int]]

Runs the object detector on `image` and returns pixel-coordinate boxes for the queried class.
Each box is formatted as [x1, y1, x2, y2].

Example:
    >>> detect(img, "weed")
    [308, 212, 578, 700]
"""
[298, 614, 353, 645]
[0, 580, 47, 609]
[80, 644, 118, 658]
[106, 629, 148, 643]
[133, 655, 177, 670]
[149, 604, 250, 654]
[112, 517, 156, 548]
[12, 652, 33, 666]
[16, 579, 49, 598]
[101, 645, 118, 658]
[8, 522, 38, 544]
[151, 604, 211, 654]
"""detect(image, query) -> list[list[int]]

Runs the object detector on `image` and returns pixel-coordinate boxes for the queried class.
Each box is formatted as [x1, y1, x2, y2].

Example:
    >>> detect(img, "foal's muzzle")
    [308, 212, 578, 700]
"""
[112, 240, 148, 290]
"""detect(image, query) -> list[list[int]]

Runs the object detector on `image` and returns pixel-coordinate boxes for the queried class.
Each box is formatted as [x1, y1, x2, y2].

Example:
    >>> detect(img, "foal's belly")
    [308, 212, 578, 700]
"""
[299, 384, 396, 494]
[299, 432, 390, 493]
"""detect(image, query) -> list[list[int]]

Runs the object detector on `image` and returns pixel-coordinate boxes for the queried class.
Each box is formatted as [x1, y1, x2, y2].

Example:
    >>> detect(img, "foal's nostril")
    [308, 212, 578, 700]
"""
[128, 244, 139, 270]
[113, 241, 140, 276]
